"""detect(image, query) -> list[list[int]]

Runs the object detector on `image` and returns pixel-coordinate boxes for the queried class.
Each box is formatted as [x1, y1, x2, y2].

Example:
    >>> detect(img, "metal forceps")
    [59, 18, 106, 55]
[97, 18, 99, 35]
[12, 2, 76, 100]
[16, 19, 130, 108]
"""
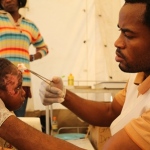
[27, 69, 52, 85]
[26, 69, 53, 135]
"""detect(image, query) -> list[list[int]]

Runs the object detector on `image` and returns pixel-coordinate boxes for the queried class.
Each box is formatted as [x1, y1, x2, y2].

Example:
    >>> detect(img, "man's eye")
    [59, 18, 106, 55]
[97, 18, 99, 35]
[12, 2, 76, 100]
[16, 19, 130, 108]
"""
[124, 34, 133, 39]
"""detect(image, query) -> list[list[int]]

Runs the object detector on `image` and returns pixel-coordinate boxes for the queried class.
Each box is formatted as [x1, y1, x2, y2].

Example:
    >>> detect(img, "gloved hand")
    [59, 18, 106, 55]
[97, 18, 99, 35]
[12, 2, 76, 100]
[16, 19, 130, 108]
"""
[0, 99, 14, 126]
[39, 76, 66, 105]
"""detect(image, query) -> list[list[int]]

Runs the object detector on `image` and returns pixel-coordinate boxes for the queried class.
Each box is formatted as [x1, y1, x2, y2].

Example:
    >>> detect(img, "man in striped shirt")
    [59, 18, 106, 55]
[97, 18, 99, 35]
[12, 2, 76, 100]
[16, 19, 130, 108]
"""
[0, 0, 49, 117]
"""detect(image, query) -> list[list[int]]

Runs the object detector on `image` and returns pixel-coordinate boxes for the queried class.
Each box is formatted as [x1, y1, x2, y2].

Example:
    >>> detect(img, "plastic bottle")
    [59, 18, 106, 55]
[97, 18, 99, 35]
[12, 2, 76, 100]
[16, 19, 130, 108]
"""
[68, 73, 74, 86]
[52, 116, 58, 135]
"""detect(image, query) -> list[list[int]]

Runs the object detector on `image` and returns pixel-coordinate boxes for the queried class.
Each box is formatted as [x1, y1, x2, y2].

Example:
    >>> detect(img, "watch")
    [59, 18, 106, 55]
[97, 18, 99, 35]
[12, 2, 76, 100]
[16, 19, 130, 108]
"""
[31, 55, 35, 61]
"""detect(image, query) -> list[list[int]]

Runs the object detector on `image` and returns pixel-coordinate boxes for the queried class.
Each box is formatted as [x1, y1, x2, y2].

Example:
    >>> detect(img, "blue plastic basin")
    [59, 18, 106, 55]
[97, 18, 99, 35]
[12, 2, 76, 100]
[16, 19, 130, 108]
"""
[54, 133, 86, 140]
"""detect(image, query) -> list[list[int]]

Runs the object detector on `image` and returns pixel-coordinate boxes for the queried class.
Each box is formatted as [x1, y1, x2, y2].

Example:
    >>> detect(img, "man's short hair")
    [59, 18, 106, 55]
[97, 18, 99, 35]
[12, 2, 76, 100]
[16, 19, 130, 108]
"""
[125, 0, 150, 27]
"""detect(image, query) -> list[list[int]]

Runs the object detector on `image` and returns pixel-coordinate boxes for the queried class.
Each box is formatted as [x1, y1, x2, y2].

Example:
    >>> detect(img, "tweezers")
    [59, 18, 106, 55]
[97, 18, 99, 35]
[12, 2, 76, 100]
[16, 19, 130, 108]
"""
[26, 69, 52, 85]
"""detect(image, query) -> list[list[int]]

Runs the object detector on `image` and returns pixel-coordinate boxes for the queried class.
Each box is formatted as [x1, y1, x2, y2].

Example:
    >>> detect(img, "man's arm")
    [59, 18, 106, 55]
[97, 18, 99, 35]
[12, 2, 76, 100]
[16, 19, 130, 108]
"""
[39, 77, 123, 127]
[0, 115, 85, 150]
[62, 90, 122, 127]
[102, 129, 141, 150]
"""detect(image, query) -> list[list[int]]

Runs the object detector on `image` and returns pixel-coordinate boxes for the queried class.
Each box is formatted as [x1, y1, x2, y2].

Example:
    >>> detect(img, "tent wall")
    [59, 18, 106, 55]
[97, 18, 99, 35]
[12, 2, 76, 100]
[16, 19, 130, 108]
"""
[95, 0, 129, 81]
[20, 0, 129, 110]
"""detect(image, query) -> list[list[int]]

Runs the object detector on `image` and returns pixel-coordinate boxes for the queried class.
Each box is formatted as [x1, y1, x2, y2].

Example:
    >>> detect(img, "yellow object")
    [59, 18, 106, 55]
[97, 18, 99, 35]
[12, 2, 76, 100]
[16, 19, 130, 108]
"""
[68, 74, 74, 86]
[52, 116, 58, 135]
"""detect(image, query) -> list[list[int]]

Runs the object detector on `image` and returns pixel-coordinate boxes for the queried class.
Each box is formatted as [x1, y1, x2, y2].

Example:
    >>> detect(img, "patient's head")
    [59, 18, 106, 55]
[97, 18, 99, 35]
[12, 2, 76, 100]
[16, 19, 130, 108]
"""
[0, 58, 25, 111]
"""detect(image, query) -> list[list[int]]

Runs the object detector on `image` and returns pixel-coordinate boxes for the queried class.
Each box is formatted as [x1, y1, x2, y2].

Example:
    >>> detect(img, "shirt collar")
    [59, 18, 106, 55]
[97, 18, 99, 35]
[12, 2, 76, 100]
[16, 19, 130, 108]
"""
[134, 72, 145, 85]
[0, 10, 7, 14]
[135, 72, 150, 94]
[0, 10, 25, 19]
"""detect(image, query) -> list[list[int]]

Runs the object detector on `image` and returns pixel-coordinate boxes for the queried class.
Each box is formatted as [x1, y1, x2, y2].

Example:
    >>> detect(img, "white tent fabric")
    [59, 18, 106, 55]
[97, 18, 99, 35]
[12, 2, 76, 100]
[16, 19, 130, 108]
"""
[20, 0, 129, 110]
[95, 0, 128, 80]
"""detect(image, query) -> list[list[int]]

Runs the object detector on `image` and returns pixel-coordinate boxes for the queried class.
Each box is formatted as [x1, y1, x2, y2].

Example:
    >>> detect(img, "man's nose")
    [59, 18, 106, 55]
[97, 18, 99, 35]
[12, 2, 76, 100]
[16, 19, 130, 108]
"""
[114, 35, 125, 49]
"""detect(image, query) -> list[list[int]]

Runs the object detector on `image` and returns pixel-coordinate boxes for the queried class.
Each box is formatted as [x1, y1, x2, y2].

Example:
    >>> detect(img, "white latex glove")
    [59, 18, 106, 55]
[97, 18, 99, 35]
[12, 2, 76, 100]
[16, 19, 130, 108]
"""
[39, 76, 66, 105]
[0, 99, 14, 126]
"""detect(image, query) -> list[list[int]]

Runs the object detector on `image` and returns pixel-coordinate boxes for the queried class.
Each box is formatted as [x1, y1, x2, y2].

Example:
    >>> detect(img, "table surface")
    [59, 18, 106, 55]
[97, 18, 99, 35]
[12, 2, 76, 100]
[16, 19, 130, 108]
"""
[68, 87, 122, 93]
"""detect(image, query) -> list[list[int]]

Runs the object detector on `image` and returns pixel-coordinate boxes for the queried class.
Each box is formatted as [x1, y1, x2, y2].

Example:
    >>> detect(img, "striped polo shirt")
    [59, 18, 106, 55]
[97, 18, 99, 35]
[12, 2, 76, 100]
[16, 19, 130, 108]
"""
[0, 10, 49, 87]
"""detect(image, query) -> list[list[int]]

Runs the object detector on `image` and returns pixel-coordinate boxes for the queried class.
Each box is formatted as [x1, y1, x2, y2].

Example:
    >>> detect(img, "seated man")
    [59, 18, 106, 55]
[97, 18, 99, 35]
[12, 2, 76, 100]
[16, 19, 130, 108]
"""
[39, 1, 150, 149]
